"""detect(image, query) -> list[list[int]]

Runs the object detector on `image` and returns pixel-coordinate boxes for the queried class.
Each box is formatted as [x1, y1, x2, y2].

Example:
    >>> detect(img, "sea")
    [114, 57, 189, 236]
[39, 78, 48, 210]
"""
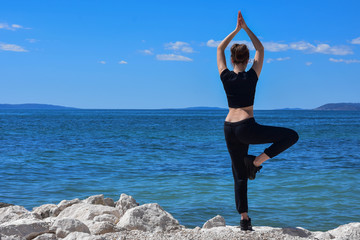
[0, 109, 359, 231]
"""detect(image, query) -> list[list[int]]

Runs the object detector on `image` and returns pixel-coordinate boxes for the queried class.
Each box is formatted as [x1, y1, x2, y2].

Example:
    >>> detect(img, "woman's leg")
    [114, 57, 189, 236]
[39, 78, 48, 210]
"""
[224, 124, 250, 218]
[235, 120, 299, 166]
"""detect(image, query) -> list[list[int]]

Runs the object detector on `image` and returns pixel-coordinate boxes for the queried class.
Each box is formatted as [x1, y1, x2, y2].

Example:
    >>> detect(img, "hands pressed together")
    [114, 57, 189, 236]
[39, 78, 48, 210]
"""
[235, 11, 248, 31]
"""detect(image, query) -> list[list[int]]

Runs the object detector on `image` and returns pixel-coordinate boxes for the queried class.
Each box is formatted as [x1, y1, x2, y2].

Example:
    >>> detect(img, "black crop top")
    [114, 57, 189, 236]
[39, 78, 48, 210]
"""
[220, 68, 258, 108]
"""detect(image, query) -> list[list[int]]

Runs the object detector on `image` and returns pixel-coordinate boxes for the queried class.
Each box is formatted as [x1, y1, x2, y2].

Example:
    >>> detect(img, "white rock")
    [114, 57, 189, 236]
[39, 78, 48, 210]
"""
[0, 218, 50, 239]
[50, 218, 90, 238]
[104, 198, 115, 207]
[62, 231, 95, 240]
[0, 234, 25, 240]
[313, 231, 335, 240]
[32, 233, 57, 240]
[56, 203, 120, 222]
[0, 202, 14, 208]
[93, 214, 118, 224]
[83, 194, 105, 205]
[117, 203, 182, 232]
[327, 222, 360, 240]
[0, 205, 39, 224]
[85, 221, 118, 235]
[281, 227, 312, 238]
[115, 193, 139, 217]
[32, 204, 57, 219]
[193, 226, 201, 231]
[202, 215, 226, 229]
[50, 198, 81, 217]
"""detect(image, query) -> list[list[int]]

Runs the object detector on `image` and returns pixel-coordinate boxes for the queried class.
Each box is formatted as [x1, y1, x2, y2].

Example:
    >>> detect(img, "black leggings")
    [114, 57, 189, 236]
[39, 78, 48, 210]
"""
[224, 117, 299, 214]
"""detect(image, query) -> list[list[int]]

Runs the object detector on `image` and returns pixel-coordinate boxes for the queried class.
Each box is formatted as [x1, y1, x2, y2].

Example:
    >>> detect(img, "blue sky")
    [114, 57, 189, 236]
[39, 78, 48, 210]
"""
[1, 0, 360, 109]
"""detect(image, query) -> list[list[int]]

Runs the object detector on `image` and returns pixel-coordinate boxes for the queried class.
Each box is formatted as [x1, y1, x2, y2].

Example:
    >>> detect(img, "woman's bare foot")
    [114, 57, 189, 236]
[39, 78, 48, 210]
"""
[254, 152, 270, 167]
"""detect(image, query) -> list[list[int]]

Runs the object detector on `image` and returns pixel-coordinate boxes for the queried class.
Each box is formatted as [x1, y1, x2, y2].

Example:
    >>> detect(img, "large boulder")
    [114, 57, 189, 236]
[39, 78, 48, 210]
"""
[115, 193, 139, 217]
[93, 214, 118, 224]
[82, 194, 115, 207]
[32, 204, 57, 219]
[202, 215, 226, 229]
[85, 221, 118, 235]
[327, 222, 360, 240]
[117, 203, 182, 232]
[0, 218, 50, 239]
[57, 203, 121, 222]
[83, 194, 105, 205]
[50, 218, 90, 238]
[0, 205, 39, 224]
[104, 198, 115, 207]
[50, 198, 81, 217]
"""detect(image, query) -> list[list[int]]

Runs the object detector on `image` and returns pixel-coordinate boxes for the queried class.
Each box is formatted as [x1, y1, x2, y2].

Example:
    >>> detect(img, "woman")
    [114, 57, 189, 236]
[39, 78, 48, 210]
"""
[217, 11, 299, 231]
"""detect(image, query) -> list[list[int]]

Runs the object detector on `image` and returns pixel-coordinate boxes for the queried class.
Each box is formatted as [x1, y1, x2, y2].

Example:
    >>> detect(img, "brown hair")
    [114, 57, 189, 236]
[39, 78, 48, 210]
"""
[230, 43, 249, 65]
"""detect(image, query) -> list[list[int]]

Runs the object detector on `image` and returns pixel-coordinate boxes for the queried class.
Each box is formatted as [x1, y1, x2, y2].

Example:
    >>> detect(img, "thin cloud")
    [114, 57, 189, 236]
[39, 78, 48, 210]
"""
[329, 58, 360, 64]
[165, 41, 194, 53]
[0, 43, 27, 52]
[119, 60, 128, 64]
[139, 49, 154, 55]
[181, 46, 194, 53]
[266, 57, 290, 63]
[0, 23, 30, 31]
[268, 41, 353, 55]
[305, 62, 312, 66]
[206, 39, 220, 47]
[351, 37, 360, 44]
[26, 38, 38, 43]
[263, 42, 289, 52]
[207, 39, 353, 55]
[0, 23, 14, 30]
[206, 39, 254, 50]
[156, 54, 193, 62]
[311, 43, 352, 55]
[12, 24, 23, 29]
[99, 61, 106, 64]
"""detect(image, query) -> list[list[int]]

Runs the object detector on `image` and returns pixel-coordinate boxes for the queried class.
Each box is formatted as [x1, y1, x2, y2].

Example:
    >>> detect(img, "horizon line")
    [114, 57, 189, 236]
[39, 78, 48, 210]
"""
[1, 103, 359, 110]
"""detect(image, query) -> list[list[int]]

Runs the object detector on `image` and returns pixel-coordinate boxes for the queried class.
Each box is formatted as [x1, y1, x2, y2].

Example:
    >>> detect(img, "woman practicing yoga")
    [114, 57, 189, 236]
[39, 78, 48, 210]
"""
[217, 11, 299, 231]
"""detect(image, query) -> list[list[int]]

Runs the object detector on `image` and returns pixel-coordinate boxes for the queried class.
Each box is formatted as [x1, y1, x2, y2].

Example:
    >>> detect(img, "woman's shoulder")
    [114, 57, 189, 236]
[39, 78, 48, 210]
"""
[220, 68, 230, 76]
[247, 67, 259, 80]
[220, 68, 231, 81]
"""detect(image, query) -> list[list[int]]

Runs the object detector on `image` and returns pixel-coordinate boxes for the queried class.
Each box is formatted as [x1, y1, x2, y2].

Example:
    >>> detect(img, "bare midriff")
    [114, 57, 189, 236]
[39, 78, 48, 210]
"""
[225, 105, 254, 122]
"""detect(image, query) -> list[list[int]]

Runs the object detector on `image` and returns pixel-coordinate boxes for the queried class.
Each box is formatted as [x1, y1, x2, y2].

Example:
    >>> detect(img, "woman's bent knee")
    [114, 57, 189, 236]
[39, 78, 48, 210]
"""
[289, 129, 299, 145]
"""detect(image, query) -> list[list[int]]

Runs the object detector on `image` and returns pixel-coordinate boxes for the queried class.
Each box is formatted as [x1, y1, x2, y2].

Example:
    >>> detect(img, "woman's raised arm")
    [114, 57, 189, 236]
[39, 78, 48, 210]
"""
[239, 11, 264, 78]
[217, 11, 242, 75]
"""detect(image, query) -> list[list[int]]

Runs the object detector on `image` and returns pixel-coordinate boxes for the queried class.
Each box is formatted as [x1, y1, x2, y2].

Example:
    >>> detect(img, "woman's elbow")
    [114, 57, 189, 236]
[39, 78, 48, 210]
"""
[217, 45, 225, 52]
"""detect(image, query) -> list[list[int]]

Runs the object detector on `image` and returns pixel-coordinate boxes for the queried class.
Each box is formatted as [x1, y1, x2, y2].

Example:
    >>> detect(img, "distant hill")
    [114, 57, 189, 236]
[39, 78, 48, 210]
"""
[0, 103, 77, 110]
[314, 103, 360, 111]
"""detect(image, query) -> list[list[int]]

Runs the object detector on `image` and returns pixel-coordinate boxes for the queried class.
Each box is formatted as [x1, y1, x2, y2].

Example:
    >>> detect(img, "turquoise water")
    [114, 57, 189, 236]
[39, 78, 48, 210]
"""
[0, 109, 359, 231]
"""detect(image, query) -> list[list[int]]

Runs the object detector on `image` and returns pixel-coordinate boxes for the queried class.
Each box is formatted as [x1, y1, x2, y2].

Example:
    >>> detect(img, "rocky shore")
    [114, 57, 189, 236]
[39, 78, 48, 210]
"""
[0, 194, 359, 240]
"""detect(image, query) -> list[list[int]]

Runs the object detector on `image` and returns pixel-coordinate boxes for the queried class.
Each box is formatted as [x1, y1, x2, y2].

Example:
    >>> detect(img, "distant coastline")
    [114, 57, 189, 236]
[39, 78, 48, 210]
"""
[1, 103, 359, 111]
[0, 103, 77, 110]
[314, 103, 360, 111]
